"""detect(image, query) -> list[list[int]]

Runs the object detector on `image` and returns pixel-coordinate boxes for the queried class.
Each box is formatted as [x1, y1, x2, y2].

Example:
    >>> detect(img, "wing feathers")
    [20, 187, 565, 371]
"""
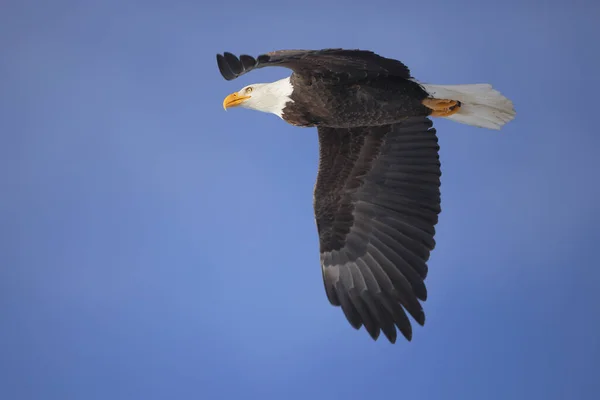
[223, 52, 244, 75]
[316, 117, 440, 343]
[377, 292, 412, 341]
[354, 289, 381, 339]
[216, 48, 412, 82]
[369, 220, 430, 279]
[239, 55, 257, 71]
[334, 280, 362, 329]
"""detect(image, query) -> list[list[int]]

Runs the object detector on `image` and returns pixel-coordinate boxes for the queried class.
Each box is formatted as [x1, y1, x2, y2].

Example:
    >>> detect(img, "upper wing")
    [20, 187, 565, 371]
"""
[216, 48, 412, 82]
[314, 117, 441, 343]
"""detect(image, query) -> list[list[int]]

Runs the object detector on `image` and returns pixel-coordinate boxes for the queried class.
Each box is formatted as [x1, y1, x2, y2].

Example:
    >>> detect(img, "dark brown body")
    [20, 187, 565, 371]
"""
[282, 74, 431, 128]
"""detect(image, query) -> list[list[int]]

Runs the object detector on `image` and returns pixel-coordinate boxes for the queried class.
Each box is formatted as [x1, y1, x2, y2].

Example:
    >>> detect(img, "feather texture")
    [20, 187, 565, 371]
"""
[216, 49, 412, 82]
[418, 82, 516, 129]
[314, 117, 441, 343]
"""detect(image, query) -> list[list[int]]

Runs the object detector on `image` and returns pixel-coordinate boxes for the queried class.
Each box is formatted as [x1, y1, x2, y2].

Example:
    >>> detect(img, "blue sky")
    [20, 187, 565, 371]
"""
[2, 0, 599, 399]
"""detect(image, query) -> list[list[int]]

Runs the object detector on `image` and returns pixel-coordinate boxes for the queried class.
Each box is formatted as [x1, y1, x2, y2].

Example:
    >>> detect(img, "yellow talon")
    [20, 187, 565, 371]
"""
[422, 98, 462, 117]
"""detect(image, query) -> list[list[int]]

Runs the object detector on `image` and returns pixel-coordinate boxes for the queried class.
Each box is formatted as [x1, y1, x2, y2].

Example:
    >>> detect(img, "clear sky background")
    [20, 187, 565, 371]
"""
[2, 0, 599, 399]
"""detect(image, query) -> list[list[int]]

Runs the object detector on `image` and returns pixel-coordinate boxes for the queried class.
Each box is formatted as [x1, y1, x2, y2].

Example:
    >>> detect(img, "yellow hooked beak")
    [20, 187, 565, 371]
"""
[223, 92, 251, 110]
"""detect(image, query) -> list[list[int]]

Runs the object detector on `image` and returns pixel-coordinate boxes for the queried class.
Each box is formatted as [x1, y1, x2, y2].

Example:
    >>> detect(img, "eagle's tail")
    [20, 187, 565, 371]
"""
[418, 82, 516, 130]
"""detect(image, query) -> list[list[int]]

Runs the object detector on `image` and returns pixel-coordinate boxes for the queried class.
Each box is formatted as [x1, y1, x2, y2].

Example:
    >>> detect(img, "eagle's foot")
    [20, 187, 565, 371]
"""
[422, 98, 462, 117]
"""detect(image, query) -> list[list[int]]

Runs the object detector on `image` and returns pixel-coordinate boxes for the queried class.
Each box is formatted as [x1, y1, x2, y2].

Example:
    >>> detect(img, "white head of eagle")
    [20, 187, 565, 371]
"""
[222, 77, 294, 118]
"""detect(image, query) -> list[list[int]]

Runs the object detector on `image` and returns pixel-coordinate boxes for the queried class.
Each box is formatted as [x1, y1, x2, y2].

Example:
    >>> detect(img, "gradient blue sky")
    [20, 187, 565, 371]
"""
[2, 1, 599, 399]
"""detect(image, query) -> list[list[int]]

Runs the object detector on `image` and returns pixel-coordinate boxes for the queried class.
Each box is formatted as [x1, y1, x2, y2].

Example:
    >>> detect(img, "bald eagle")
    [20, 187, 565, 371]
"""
[217, 48, 515, 344]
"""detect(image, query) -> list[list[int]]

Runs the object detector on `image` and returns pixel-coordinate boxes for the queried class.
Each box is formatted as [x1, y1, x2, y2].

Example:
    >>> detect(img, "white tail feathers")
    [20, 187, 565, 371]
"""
[417, 82, 516, 130]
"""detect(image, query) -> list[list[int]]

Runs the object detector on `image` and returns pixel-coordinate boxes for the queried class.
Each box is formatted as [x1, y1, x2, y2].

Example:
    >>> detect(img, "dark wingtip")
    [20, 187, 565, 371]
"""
[382, 329, 397, 344]
[366, 326, 381, 341]
[223, 52, 243, 75]
[216, 53, 236, 81]
[239, 54, 257, 70]
[216, 52, 258, 81]
[416, 282, 428, 302]
[398, 320, 413, 342]
[415, 310, 426, 326]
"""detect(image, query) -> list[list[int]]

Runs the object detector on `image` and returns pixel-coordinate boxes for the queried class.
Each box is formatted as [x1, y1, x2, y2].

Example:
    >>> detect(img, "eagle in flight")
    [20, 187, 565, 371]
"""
[216, 48, 515, 343]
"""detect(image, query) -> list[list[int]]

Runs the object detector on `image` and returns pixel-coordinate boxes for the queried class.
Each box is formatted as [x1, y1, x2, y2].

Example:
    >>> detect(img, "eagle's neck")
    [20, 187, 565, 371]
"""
[255, 77, 294, 118]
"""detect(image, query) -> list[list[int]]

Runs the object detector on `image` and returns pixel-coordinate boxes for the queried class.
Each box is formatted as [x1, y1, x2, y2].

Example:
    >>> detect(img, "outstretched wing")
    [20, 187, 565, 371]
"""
[216, 48, 412, 82]
[314, 117, 441, 343]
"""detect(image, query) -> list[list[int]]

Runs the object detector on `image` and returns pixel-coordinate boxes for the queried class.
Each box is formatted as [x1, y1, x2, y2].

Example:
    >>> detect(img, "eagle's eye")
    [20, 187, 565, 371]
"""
[245, 87, 253, 94]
